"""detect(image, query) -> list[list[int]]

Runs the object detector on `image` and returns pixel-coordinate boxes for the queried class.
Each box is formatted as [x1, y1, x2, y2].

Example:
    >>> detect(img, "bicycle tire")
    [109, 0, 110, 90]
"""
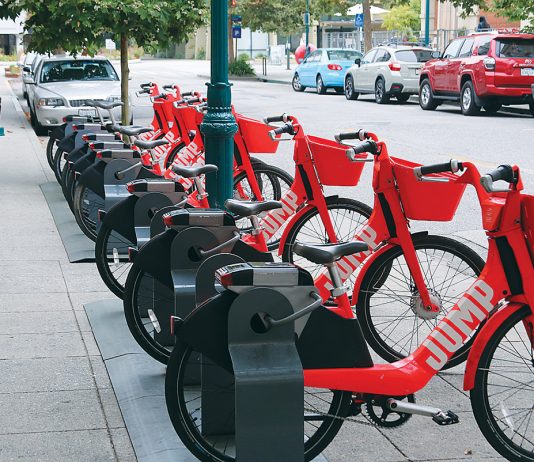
[53, 146, 68, 184]
[165, 342, 352, 462]
[357, 234, 485, 369]
[61, 163, 74, 211]
[281, 197, 373, 284]
[123, 263, 173, 364]
[471, 305, 534, 462]
[46, 136, 57, 170]
[73, 183, 102, 242]
[233, 164, 294, 250]
[95, 222, 134, 299]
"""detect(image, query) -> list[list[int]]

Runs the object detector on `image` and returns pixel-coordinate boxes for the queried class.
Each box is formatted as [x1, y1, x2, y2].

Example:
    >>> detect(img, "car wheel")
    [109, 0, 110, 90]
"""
[29, 107, 47, 135]
[374, 78, 389, 104]
[344, 75, 359, 100]
[419, 79, 438, 110]
[292, 73, 305, 92]
[461, 80, 480, 116]
[396, 94, 411, 103]
[316, 75, 327, 95]
[483, 102, 502, 114]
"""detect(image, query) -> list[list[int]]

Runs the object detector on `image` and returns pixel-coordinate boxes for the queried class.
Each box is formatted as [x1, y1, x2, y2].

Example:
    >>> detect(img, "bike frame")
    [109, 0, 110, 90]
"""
[303, 162, 534, 396]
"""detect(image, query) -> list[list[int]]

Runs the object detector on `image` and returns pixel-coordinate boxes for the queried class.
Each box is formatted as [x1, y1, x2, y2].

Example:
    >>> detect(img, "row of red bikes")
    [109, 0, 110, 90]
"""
[46, 81, 533, 461]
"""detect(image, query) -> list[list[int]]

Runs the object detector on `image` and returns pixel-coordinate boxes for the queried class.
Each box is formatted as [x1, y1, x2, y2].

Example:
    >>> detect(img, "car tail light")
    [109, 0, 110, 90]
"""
[388, 62, 401, 72]
[327, 64, 342, 71]
[483, 57, 496, 70]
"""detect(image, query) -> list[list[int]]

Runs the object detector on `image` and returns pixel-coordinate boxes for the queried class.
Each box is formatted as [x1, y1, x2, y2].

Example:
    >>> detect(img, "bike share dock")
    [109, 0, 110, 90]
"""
[1, 73, 507, 462]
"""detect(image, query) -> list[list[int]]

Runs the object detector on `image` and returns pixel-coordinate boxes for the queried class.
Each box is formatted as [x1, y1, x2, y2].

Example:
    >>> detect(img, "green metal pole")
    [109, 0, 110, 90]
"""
[424, 0, 430, 46]
[305, 0, 309, 51]
[200, 0, 238, 208]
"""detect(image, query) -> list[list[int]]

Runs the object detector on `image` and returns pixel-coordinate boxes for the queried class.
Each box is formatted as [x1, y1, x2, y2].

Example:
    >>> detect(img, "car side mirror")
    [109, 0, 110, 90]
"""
[22, 66, 32, 73]
[431, 51, 441, 59]
[22, 75, 35, 85]
[355, 58, 361, 67]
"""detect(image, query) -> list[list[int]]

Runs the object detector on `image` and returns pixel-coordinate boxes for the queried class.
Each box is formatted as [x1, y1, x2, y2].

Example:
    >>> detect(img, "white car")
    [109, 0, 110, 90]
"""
[24, 55, 129, 135]
[19, 52, 44, 100]
[344, 45, 437, 104]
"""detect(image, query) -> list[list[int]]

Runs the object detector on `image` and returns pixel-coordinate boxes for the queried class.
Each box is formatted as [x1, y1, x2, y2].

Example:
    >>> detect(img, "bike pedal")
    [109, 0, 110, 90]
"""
[432, 410, 459, 426]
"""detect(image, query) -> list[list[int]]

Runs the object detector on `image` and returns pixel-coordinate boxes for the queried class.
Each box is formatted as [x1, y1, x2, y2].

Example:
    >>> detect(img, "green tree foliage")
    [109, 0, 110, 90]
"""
[0, 0, 207, 122]
[382, 0, 421, 31]
[439, 0, 533, 31]
[235, 0, 350, 34]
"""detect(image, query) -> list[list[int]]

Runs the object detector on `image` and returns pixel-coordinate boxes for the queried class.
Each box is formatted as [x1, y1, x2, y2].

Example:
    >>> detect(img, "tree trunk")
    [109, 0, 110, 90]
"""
[228, 14, 235, 63]
[363, 0, 372, 52]
[120, 33, 129, 125]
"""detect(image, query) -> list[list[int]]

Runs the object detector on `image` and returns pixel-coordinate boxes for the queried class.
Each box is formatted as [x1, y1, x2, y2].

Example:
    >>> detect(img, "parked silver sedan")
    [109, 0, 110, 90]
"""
[24, 55, 129, 134]
[344, 45, 437, 104]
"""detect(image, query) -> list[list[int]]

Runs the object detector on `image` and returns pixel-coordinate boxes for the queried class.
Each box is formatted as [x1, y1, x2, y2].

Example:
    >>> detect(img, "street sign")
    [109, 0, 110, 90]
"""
[105, 39, 116, 50]
[354, 13, 364, 28]
[232, 26, 242, 39]
[232, 14, 242, 22]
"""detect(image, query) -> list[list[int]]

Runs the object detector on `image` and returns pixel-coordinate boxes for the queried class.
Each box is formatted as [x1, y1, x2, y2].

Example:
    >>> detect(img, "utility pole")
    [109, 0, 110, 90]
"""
[200, 0, 238, 207]
[424, 0, 430, 46]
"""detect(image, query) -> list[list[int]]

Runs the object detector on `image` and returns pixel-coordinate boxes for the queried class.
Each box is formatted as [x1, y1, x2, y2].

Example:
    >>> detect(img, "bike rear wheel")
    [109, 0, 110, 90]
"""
[73, 183, 103, 241]
[471, 305, 534, 462]
[165, 343, 352, 462]
[357, 235, 485, 369]
[53, 147, 68, 184]
[123, 264, 174, 364]
[95, 222, 135, 299]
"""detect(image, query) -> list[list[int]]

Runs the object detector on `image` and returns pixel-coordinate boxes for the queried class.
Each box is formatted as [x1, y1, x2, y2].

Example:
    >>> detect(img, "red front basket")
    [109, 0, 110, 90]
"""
[307, 136, 366, 187]
[392, 157, 466, 221]
[238, 116, 279, 154]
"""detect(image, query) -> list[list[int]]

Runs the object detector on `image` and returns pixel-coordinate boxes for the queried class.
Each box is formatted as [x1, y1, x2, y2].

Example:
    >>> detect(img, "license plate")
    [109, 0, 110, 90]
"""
[521, 68, 534, 76]
[78, 108, 97, 117]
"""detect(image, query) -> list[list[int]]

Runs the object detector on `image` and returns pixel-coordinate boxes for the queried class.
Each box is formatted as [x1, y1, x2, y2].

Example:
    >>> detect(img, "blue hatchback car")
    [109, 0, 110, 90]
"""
[292, 48, 363, 94]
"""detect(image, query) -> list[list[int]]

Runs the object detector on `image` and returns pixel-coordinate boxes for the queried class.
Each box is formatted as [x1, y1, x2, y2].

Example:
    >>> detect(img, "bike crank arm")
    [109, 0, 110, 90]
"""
[387, 399, 459, 425]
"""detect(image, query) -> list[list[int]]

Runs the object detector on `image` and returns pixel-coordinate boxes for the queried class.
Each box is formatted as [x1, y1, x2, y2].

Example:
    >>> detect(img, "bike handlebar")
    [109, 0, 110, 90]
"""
[153, 93, 168, 101]
[137, 88, 150, 95]
[414, 160, 464, 179]
[263, 114, 289, 124]
[181, 91, 194, 97]
[163, 84, 175, 90]
[186, 97, 202, 104]
[140, 82, 153, 89]
[268, 122, 295, 140]
[480, 164, 516, 193]
[335, 129, 369, 143]
[346, 140, 379, 159]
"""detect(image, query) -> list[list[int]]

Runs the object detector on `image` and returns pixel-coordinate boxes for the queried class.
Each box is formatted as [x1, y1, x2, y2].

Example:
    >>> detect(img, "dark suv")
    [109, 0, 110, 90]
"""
[419, 32, 534, 116]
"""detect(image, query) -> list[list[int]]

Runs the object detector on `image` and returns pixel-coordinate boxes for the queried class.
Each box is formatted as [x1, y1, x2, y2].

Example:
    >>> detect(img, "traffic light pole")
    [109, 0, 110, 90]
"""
[201, 0, 238, 208]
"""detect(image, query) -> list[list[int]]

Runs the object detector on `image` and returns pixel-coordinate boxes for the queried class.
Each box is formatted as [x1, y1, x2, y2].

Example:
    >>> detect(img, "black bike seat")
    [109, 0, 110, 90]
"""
[134, 139, 169, 150]
[225, 199, 282, 217]
[293, 241, 368, 265]
[172, 164, 218, 178]
[86, 100, 123, 110]
[115, 126, 153, 136]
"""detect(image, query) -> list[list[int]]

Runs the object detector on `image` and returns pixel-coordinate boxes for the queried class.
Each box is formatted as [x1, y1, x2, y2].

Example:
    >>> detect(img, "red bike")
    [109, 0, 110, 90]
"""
[166, 160, 534, 462]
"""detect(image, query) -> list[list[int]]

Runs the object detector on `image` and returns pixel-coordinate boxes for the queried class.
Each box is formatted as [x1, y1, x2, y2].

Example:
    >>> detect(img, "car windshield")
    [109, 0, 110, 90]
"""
[394, 49, 434, 62]
[327, 50, 361, 61]
[496, 39, 534, 58]
[40, 60, 119, 83]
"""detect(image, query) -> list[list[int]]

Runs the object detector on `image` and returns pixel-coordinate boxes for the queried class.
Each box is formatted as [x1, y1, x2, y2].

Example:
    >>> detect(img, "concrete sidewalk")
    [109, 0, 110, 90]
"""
[0, 74, 135, 461]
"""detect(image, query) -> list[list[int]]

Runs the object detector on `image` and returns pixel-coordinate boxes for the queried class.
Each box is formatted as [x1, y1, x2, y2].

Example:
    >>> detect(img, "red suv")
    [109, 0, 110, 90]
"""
[419, 32, 534, 116]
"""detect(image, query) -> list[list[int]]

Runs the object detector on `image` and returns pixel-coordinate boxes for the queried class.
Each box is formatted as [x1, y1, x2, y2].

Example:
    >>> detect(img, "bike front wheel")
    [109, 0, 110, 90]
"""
[471, 305, 534, 462]
[357, 234, 485, 369]
[73, 183, 103, 241]
[165, 343, 352, 462]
